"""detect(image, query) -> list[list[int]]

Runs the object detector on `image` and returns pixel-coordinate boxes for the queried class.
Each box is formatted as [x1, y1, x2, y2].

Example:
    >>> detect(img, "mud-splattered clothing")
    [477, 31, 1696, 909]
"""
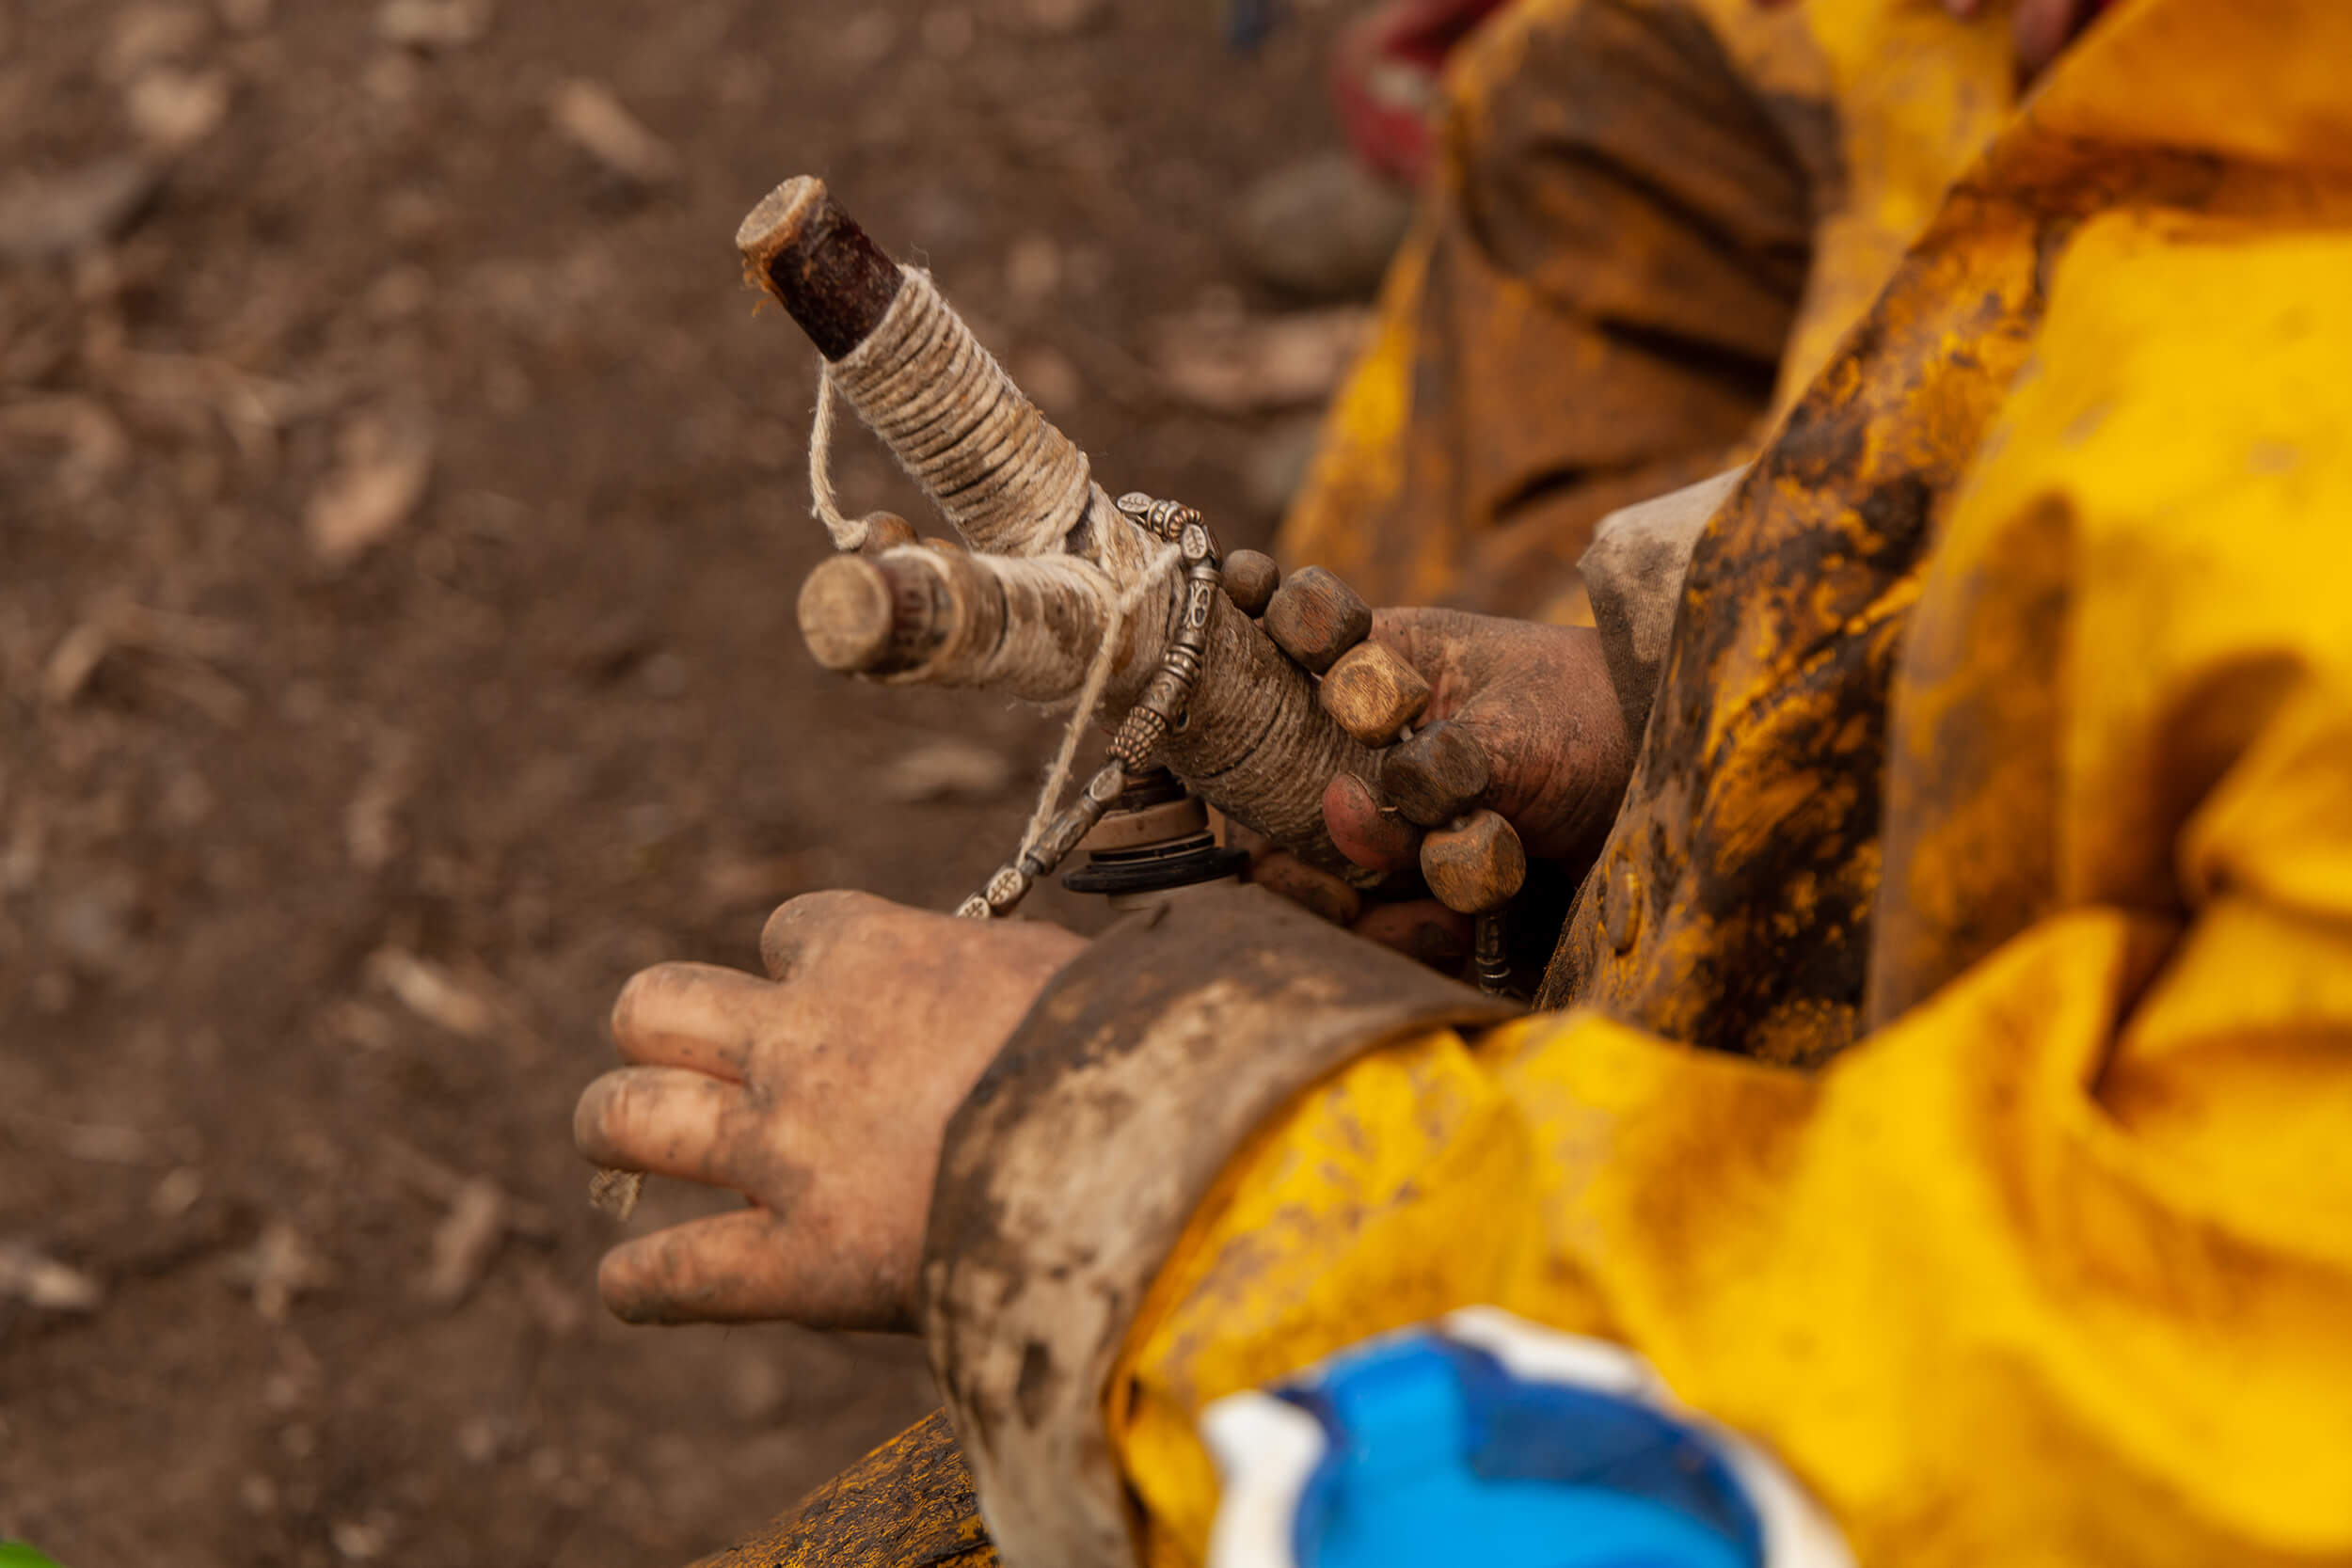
[1279, 0, 2013, 622]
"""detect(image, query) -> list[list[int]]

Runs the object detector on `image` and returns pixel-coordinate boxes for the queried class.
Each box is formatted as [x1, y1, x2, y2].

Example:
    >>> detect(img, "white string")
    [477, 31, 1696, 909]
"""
[1019, 541, 1183, 856]
[806, 368, 868, 551]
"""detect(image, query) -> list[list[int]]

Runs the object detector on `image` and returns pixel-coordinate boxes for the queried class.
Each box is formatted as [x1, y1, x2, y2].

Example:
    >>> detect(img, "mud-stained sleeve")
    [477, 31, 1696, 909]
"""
[916, 884, 1518, 1568]
[1579, 464, 1749, 741]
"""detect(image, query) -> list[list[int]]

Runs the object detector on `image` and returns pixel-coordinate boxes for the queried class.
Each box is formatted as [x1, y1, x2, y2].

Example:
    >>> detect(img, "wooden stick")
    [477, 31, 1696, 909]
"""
[736, 177, 903, 361]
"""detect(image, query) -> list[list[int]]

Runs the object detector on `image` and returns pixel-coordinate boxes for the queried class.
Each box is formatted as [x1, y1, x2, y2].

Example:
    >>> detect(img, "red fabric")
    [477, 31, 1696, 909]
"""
[1333, 0, 1513, 185]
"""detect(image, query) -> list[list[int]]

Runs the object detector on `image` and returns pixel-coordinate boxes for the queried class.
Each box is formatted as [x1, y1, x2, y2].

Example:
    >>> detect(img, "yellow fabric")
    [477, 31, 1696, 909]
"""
[1113, 4, 2352, 1563]
[1277, 0, 2012, 621]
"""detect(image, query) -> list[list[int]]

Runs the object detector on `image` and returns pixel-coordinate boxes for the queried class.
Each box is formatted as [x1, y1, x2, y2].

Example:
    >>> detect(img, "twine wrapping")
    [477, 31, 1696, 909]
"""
[818, 265, 1090, 559]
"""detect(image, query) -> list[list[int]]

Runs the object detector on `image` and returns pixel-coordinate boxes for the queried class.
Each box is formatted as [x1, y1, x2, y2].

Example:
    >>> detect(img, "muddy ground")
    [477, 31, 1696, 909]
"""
[0, 1, 1363, 1560]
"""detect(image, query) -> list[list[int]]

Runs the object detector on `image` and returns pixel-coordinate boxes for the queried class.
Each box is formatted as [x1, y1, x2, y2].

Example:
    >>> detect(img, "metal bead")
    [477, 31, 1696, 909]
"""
[1111, 707, 1168, 768]
[1085, 763, 1127, 803]
[958, 487, 1224, 920]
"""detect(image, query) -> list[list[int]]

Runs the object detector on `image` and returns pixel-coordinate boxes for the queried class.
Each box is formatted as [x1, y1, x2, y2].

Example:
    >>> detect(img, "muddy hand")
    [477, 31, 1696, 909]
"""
[1243, 565, 1633, 957]
[573, 891, 1083, 1330]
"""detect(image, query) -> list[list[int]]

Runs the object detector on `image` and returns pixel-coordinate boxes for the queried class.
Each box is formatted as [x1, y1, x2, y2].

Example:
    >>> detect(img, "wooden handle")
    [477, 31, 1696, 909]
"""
[749, 175, 1384, 879]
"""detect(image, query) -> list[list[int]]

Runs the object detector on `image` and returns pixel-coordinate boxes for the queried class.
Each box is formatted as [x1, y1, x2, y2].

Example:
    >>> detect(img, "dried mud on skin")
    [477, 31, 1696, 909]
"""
[0, 1, 1348, 1562]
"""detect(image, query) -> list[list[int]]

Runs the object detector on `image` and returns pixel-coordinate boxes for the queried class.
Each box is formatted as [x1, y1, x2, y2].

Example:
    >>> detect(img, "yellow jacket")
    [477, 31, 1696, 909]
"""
[703, 4, 2352, 1565]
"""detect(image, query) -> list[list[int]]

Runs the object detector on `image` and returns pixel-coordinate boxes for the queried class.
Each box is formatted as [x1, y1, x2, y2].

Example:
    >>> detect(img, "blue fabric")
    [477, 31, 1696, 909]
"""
[1274, 1334, 1765, 1568]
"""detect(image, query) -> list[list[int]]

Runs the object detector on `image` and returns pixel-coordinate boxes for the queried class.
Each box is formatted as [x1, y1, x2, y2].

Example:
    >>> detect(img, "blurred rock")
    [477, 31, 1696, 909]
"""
[127, 66, 232, 150]
[1232, 150, 1414, 303]
[418, 1178, 504, 1307]
[375, 0, 492, 49]
[548, 79, 675, 188]
[0, 157, 164, 264]
[344, 735, 415, 873]
[222, 1220, 333, 1322]
[306, 409, 434, 568]
[366, 947, 495, 1040]
[218, 0, 274, 33]
[330, 1515, 392, 1561]
[1154, 306, 1370, 414]
[42, 619, 115, 705]
[879, 738, 1014, 803]
[151, 1165, 205, 1218]
[0, 1242, 103, 1312]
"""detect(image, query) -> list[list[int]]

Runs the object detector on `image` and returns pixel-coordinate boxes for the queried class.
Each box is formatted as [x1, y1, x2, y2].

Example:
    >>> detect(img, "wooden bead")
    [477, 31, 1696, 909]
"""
[1263, 565, 1372, 674]
[1420, 810, 1527, 914]
[1222, 549, 1281, 616]
[856, 511, 917, 554]
[1318, 641, 1431, 745]
[1380, 719, 1490, 827]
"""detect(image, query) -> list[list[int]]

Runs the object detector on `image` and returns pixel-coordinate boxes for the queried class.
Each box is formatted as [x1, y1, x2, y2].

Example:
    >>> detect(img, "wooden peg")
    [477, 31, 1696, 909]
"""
[856, 511, 917, 554]
[799, 555, 897, 672]
[1318, 641, 1431, 745]
[1222, 549, 1281, 617]
[1263, 565, 1372, 674]
[1420, 810, 1526, 915]
[1380, 719, 1490, 827]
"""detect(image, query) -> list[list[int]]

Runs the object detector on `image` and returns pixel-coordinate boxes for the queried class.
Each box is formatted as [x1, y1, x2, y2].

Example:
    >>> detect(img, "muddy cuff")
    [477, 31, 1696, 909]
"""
[919, 883, 1518, 1568]
[1581, 465, 1748, 742]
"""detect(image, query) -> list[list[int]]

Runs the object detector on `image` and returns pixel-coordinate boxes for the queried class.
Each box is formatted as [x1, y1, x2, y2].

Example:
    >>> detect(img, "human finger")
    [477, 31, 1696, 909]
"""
[1430, 639, 1630, 865]
[1248, 849, 1364, 927]
[610, 961, 772, 1078]
[596, 1206, 911, 1331]
[1322, 770, 1423, 874]
[758, 887, 889, 982]
[574, 1065, 767, 1189]
[1225, 816, 1279, 865]
[1350, 899, 1472, 968]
